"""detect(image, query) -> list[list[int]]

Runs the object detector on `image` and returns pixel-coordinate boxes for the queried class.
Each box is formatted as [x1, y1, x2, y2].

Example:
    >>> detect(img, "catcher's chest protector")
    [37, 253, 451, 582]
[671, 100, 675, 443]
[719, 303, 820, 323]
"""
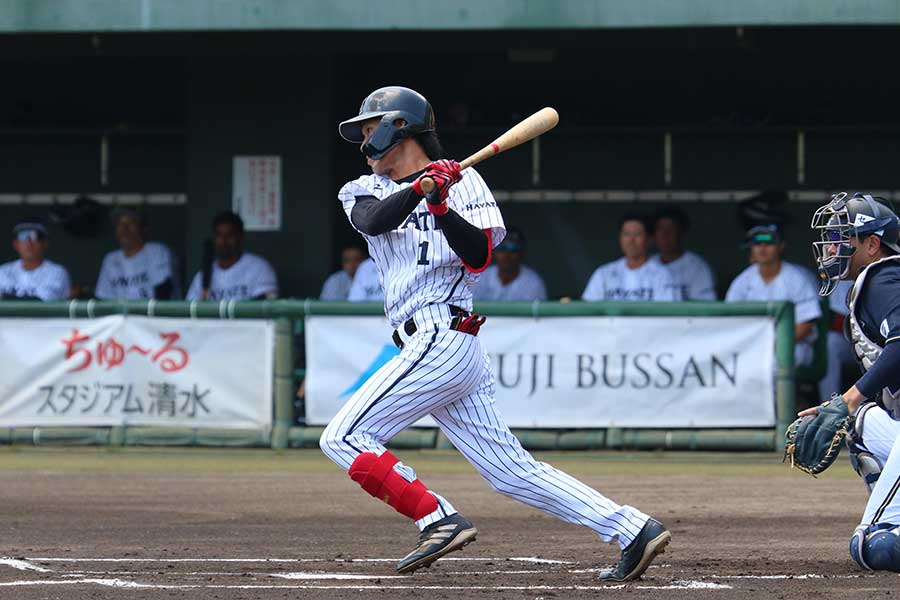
[848, 255, 900, 416]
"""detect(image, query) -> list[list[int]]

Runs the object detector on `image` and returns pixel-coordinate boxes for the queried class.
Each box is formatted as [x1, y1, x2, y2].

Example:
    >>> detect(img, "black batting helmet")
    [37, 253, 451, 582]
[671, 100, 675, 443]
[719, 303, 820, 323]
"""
[338, 86, 435, 160]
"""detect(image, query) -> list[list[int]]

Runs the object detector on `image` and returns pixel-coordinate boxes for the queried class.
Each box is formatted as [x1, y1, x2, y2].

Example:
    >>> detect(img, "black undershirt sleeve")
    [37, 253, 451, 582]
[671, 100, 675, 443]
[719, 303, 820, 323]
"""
[436, 209, 490, 271]
[350, 188, 422, 236]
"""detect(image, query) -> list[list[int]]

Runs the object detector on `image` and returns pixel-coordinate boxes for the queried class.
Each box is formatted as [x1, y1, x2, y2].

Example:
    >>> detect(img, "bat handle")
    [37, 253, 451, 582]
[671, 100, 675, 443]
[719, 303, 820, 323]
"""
[419, 176, 436, 194]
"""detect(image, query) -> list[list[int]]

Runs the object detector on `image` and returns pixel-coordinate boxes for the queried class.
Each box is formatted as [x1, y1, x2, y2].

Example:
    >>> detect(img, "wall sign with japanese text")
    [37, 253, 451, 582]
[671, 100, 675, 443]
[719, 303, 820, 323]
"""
[232, 156, 282, 231]
[0, 316, 273, 430]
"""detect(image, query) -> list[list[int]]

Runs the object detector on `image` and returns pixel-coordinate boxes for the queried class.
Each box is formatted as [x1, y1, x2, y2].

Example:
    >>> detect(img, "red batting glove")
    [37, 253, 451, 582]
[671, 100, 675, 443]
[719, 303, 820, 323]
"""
[412, 160, 462, 216]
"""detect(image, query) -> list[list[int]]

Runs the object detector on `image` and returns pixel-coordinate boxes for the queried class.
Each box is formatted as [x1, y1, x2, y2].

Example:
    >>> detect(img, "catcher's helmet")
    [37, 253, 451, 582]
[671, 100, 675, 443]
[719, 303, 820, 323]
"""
[811, 192, 900, 295]
[338, 86, 435, 160]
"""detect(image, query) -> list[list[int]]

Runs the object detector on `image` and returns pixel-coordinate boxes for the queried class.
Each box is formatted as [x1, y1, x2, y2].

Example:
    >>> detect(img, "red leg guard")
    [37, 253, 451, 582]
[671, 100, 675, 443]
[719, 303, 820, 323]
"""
[349, 451, 438, 520]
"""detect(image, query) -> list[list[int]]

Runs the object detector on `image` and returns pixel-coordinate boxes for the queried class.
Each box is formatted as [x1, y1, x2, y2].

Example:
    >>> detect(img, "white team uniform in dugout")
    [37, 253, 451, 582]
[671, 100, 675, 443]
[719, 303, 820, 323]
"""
[582, 257, 682, 301]
[0, 259, 71, 301]
[186, 253, 278, 301]
[347, 258, 384, 302]
[95, 242, 180, 300]
[650, 251, 716, 300]
[725, 261, 822, 366]
[474, 265, 547, 302]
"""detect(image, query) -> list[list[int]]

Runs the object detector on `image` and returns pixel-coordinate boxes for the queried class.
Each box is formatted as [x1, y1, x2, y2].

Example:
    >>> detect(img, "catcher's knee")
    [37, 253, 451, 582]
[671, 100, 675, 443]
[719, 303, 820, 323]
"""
[348, 451, 437, 520]
[848, 402, 885, 493]
[849, 523, 900, 572]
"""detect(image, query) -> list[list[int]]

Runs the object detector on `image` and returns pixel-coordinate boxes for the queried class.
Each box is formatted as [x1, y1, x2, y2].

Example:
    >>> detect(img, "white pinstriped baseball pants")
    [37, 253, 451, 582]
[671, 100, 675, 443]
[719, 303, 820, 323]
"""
[857, 403, 900, 526]
[320, 305, 649, 549]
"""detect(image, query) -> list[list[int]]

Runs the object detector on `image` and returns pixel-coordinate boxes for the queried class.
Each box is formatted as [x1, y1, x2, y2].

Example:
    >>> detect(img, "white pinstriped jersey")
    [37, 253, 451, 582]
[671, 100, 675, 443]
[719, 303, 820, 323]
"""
[339, 167, 505, 328]
[185, 253, 278, 301]
[347, 258, 384, 302]
[0, 259, 71, 301]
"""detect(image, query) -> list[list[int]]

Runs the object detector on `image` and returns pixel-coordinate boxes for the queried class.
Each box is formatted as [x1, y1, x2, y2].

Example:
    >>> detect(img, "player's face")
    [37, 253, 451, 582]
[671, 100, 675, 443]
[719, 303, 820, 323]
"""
[214, 223, 243, 260]
[115, 215, 145, 252]
[12, 235, 46, 263]
[619, 220, 650, 260]
[342, 247, 365, 277]
[653, 218, 683, 255]
[494, 249, 523, 273]
[749, 240, 784, 266]
[360, 118, 404, 177]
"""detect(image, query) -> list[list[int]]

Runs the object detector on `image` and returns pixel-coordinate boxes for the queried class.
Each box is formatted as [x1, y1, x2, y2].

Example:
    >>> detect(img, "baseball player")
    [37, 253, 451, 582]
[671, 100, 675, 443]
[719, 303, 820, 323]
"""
[725, 225, 822, 367]
[473, 227, 548, 302]
[582, 212, 682, 302]
[320, 246, 367, 301]
[0, 219, 71, 301]
[95, 208, 181, 300]
[347, 257, 384, 302]
[804, 192, 900, 572]
[650, 207, 716, 300]
[319, 86, 670, 580]
[186, 211, 278, 301]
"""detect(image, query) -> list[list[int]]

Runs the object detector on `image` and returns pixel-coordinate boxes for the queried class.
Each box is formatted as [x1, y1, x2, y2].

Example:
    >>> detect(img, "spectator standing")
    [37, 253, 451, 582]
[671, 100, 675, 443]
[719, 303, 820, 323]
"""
[725, 224, 822, 366]
[0, 218, 71, 301]
[95, 208, 181, 300]
[650, 206, 716, 300]
[583, 212, 681, 301]
[186, 211, 278, 301]
[474, 227, 547, 302]
[320, 245, 366, 301]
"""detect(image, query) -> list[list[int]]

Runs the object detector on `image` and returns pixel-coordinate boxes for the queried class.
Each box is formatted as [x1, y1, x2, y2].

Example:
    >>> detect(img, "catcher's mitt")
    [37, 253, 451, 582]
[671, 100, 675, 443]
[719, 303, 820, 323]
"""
[784, 393, 852, 476]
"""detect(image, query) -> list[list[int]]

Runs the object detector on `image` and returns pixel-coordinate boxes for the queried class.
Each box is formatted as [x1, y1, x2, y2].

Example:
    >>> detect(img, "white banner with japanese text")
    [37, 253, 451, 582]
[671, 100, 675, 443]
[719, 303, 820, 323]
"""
[305, 315, 776, 428]
[0, 316, 273, 429]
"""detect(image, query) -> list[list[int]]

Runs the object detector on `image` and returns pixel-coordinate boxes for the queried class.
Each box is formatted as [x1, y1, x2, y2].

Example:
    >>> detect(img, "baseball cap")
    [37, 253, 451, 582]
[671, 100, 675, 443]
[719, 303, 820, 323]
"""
[496, 228, 525, 252]
[744, 224, 782, 246]
[12, 218, 48, 241]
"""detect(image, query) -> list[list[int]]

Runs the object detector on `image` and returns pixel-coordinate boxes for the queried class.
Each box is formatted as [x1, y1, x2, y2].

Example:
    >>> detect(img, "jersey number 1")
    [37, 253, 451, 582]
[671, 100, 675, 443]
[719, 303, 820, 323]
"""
[417, 241, 429, 265]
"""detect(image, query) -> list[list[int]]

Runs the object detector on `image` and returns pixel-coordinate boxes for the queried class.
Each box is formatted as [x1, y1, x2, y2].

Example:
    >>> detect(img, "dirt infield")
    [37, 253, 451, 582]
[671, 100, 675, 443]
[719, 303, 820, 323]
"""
[0, 447, 896, 599]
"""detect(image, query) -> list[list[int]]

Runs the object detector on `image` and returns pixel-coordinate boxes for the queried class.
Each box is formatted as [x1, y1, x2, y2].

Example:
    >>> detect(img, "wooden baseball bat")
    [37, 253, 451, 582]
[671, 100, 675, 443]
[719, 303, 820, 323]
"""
[420, 107, 559, 194]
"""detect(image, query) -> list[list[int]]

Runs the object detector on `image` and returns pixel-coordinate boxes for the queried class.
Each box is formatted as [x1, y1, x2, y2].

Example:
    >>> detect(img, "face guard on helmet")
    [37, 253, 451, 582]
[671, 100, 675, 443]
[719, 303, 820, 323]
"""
[338, 86, 435, 160]
[811, 192, 900, 296]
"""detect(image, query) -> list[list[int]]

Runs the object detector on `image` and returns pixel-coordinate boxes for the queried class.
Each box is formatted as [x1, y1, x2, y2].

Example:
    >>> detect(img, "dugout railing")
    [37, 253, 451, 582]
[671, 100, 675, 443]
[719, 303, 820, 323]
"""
[0, 300, 795, 451]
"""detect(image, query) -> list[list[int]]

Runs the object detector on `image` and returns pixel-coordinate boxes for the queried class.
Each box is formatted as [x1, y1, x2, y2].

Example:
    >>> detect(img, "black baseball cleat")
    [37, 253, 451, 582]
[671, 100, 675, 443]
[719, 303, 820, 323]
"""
[396, 513, 477, 574]
[598, 518, 671, 582]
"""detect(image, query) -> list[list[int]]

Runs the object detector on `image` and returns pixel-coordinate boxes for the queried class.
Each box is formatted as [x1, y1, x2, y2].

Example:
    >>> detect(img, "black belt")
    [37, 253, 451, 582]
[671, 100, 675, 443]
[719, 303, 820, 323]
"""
[392, 305, 467, 349]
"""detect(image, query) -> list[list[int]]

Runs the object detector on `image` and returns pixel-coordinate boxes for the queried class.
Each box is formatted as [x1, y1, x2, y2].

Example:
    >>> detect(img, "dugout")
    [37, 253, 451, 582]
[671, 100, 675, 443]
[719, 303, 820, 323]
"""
[1, 1, 900, 299]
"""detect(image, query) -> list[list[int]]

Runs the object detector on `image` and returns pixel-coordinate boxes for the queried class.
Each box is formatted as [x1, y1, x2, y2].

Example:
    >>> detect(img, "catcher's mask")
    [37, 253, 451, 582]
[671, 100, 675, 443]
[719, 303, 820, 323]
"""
[338, 86, 435, 160]
[811, 192, 900, 296]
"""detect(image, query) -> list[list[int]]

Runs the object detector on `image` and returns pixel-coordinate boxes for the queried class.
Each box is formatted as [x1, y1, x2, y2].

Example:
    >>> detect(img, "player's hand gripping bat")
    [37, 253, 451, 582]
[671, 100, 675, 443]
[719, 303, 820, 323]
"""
[418, 107, 559, 194]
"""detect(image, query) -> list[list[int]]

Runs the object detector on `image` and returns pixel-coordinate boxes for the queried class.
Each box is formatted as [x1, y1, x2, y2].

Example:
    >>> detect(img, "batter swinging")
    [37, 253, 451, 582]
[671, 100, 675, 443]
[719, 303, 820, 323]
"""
[319, 86, 671, 580]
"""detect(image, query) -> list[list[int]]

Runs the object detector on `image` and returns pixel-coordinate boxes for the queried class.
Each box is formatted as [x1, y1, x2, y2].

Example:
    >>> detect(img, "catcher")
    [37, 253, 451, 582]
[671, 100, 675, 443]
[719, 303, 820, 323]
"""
[786, 192, 900, 572]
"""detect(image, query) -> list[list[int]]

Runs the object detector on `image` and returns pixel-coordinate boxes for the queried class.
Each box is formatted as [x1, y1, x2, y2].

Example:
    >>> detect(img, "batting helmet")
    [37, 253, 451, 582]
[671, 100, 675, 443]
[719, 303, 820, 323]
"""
[811, 192, 900, 295]
[338, 86, 435, 160]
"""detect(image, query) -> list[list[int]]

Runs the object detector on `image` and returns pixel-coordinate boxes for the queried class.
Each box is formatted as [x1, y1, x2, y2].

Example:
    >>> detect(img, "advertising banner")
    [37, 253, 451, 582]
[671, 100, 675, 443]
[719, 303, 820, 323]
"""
[0, 316, 273, 430]
[305, 315, 775, 428]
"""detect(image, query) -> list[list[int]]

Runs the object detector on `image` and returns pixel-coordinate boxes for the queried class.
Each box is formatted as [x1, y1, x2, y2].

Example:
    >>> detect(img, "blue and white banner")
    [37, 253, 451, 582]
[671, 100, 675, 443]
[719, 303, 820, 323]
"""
[304, 315, 776, 428]
[0, 316, 273, 430]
